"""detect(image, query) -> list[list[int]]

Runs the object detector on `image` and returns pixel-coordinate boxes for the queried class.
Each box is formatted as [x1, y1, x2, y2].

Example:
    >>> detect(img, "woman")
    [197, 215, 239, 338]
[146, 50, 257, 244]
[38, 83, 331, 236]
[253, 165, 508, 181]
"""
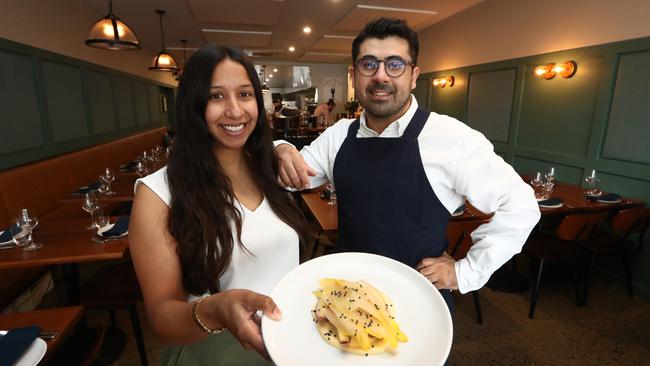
[129, 45, 310, 365]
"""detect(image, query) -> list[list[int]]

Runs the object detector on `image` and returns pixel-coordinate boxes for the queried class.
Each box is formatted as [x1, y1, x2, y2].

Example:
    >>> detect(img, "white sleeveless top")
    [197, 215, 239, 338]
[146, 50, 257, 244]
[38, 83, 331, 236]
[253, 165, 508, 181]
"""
[135, 167, 299, 299]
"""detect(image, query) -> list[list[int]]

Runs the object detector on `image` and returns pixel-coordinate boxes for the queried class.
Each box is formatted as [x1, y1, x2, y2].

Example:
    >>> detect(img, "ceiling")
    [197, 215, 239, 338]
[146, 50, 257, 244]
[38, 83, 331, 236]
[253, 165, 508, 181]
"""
[86, 0, 483, 87]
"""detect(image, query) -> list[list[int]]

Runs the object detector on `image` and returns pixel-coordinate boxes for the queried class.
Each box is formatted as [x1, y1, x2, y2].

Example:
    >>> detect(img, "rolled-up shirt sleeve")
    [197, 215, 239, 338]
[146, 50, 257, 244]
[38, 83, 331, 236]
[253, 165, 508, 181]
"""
[451, 128, 540, 293]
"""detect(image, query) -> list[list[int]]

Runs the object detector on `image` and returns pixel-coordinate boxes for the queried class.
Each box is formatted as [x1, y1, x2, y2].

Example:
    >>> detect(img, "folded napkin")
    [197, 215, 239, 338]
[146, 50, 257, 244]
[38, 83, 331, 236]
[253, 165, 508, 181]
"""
[101, 216, 129, 237]
[592, 193, 622, 203]
[538, 197, 564, 207]
[120, 161, 138, 171]
[0, 326, 41, 366]
[0, 224, 20, 243]
[452, 204, 466, 216]
[0, 229, 12, 243]
[76, 181, 101, 194]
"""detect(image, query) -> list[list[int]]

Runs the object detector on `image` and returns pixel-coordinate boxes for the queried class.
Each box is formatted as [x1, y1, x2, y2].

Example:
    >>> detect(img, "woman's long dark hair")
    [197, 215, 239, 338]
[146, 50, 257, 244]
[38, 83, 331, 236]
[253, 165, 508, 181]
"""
[168, 45, 311, 295]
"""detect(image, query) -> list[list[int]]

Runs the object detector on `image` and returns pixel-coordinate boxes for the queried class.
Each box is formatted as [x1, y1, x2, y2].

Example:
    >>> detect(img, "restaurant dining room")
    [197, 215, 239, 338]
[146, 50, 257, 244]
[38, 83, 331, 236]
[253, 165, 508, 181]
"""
[1, 0, 649, 365]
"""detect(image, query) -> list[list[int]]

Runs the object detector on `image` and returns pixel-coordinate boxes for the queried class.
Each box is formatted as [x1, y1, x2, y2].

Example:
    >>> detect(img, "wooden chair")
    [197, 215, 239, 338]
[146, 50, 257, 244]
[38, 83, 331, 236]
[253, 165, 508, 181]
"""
[581, 207, 650, 304]
[446, 218, 489, 324]
[80, 261, 148, 366]
[523, 212, 608, 319]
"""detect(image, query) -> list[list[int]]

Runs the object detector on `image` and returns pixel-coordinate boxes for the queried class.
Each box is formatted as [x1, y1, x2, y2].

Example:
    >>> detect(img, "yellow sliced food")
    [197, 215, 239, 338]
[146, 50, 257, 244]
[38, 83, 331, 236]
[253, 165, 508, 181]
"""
[312, 278, 408, 356]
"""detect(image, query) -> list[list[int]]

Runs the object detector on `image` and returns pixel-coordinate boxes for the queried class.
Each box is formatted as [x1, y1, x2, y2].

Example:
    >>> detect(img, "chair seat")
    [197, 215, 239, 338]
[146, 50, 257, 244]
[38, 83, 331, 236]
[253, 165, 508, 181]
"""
[80, 262, 142, 307]
[523, 234, 576, 261]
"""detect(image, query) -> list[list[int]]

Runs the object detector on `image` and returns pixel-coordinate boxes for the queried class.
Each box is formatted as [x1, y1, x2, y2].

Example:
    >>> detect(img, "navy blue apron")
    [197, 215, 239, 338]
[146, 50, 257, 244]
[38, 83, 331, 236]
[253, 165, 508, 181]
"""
[332, 108, 454, 313]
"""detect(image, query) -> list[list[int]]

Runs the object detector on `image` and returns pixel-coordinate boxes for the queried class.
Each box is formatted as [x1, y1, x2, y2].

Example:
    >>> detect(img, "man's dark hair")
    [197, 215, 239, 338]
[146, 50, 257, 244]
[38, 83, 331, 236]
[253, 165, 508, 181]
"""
[352, 17, 419, 65]
[327, 99, 336, 106]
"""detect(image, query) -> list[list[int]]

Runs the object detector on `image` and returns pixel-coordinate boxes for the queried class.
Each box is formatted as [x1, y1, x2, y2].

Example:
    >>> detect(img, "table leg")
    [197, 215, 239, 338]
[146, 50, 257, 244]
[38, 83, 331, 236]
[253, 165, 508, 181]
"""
[61, 263, 81, 305]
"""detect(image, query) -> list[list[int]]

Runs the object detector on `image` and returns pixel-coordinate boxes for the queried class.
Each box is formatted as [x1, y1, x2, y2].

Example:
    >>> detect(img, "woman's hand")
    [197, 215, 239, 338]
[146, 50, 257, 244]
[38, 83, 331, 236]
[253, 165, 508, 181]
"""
[204, 289, 282, 359]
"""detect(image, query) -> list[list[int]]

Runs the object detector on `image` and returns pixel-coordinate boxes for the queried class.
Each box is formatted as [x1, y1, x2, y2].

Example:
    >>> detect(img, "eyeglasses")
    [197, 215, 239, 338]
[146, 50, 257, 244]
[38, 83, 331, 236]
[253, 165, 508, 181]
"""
[355, 56, 414, 78]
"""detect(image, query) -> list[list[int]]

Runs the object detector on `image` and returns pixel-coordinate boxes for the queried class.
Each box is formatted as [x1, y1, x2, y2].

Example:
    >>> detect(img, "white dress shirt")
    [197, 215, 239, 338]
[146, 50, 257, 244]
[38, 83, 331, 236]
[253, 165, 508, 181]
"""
[283, 95, 540, 293]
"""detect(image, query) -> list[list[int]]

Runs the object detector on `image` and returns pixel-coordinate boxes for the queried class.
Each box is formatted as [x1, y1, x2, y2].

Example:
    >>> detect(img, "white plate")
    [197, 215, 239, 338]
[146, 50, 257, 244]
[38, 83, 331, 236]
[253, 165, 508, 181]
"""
[539, 203, 563, 209]
[0, 332, 46, 366]
[597, 198, 621, 204]
[262, 252, 453, 366]
[97, 222, 128, 238]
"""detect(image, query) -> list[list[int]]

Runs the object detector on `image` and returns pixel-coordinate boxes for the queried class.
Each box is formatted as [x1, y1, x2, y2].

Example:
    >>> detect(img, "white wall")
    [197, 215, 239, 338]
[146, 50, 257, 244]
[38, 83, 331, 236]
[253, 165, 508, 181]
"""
[418, 0, 650, 72]
[0, 0, 175, 86]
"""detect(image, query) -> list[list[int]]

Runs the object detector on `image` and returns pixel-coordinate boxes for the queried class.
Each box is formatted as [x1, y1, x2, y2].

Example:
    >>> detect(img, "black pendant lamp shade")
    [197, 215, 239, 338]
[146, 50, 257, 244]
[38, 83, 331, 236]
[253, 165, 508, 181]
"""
[85, 0, 141, 50]
[149, 10, 178, 72]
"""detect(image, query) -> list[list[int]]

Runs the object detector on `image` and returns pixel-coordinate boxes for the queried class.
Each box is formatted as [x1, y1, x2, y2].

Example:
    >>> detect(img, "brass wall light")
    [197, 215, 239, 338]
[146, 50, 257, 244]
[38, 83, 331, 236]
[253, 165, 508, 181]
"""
[432, 76, 454, 88]
[535, 61, 577, 79]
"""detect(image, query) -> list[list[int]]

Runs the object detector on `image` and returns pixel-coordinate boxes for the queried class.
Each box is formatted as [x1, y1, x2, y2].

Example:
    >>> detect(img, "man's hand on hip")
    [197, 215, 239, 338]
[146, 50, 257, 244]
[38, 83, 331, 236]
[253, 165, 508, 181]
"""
[416, 253, 459, 290]
[275, 143, 316, 189]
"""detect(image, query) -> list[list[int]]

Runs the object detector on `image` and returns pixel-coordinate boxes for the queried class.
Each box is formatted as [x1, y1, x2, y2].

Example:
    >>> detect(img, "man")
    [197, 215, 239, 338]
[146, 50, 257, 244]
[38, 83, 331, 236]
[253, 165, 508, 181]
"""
[275, 18, 540, 311]
[313, 98, 336, 123]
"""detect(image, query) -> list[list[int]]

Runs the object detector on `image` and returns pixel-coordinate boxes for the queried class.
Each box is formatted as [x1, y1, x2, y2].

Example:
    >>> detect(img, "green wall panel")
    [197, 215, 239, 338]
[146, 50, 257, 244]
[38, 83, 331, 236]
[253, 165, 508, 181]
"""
[517, 56, 604, 157]
[133, 80, 149, 126]
[41, 60, 89, 143]
[86, 70, 117, 134]
[602, 51, 650, 164]
[148, 84, 161, 125]
[414, 78, 430, 111]
[466, 68, 516, 143]
[0, 50, 44, 154]
[113, 76, 136, 129]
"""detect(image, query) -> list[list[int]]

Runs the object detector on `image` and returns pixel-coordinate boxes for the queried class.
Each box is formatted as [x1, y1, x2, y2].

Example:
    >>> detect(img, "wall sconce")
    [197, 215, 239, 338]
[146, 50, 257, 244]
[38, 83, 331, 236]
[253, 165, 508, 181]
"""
[432, 76, 454, 88]
[534, 61, 577, 79]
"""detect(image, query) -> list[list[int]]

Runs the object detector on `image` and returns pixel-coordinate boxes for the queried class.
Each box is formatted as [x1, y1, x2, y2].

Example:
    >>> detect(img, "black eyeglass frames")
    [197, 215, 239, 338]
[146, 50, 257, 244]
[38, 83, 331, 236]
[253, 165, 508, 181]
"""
[354, 56, 414, 78]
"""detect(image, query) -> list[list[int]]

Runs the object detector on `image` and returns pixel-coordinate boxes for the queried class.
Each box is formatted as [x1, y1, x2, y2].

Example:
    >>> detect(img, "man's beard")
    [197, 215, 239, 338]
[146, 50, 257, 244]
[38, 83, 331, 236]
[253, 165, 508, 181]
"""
[357, 83, 410, 119]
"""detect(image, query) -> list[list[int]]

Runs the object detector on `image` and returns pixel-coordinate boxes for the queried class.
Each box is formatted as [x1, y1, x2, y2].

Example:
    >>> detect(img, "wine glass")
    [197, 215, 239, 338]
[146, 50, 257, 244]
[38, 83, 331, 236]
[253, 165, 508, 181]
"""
[135, 159, 147, 178]
[584, 169, 601, 196]
[544, 167, 556, 184]
[325, 184, 337, 206]
[530, 172, 545, 200]
[18, 209, 42, 250]
[82, 192, 100, 230]
[101, 168, 116, 195]
[11, 220, 32, 248]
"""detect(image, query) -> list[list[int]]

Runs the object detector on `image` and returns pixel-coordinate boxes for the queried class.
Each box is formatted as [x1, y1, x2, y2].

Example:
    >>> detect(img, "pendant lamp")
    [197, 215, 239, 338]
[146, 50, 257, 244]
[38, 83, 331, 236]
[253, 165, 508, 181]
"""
[174, 39, 188, 81]
[85, 0, 141, 50]
[149, 10, 178, 72]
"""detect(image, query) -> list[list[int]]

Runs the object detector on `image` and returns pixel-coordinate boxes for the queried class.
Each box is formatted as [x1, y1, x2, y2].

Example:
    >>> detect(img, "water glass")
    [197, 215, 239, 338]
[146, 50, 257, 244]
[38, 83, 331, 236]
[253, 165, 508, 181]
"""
[135, 159, 147, 177]
[16, 209, 42, 250]
[11, 222, 32, 248]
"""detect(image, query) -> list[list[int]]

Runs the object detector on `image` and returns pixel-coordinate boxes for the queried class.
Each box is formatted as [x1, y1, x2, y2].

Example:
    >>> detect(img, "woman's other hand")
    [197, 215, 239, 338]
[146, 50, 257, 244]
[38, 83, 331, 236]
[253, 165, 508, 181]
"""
[203, 289, 282, 360]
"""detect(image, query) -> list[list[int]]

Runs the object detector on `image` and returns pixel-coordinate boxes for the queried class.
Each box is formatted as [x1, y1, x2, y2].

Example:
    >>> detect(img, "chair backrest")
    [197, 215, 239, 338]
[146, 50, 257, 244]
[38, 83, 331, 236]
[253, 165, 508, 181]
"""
[446, 219, 489, 260]
[610, 207, 650, 238]
[556, 212, 609, 241]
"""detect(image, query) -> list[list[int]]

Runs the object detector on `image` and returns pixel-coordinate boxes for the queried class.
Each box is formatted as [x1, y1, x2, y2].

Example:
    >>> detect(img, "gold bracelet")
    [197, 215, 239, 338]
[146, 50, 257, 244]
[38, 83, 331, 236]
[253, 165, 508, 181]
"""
[192, 297, 228, 335]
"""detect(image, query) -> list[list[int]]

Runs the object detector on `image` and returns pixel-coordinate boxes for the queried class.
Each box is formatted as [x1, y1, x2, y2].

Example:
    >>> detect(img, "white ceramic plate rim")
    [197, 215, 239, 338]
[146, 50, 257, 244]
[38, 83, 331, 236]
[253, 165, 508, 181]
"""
[96, 222, 128, 238]
[261, 252, 453, 366]
[0, 333, 47, 366]
[539, 203, 563, 208]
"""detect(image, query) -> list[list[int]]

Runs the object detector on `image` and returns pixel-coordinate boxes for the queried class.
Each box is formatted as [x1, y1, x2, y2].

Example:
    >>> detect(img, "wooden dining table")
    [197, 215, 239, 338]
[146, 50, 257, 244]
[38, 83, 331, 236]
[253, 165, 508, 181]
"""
[0, 215, 130, 304]
[0, 306, 84, 361]
[59, 174, 138, 204]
